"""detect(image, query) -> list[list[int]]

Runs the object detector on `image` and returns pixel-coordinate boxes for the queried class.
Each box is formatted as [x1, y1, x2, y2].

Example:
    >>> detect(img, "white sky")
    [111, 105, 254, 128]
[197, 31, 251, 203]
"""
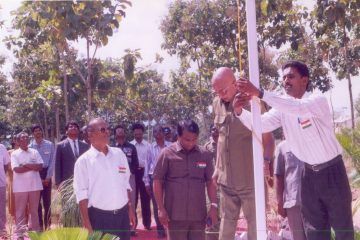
[0, 0, 359, 119]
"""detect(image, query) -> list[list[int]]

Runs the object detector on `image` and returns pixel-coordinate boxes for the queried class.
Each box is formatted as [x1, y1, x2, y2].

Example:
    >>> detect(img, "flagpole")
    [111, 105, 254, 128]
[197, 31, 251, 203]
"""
[245, 0, 267, 239]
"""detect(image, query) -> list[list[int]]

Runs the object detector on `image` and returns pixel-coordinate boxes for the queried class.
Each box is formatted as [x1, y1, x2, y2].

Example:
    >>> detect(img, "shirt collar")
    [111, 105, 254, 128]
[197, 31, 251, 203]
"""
[174, 141, 200, 153]
[67, 137, 78, 143]
[88, 145, 112, 158]
[153, 141, 171, 148]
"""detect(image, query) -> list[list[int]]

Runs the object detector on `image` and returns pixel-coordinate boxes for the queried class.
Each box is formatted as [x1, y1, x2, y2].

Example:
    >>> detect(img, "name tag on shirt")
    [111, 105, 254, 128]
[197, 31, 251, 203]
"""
[118, 166, 127, 173]
[196, 161, 207, 168]
[44, 151, 50, 155]
[298, 118, 312, 129]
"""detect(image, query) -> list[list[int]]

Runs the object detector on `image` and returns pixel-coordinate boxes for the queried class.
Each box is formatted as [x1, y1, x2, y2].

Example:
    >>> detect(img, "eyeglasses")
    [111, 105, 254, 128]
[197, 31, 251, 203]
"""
[91, 126, 111, 133]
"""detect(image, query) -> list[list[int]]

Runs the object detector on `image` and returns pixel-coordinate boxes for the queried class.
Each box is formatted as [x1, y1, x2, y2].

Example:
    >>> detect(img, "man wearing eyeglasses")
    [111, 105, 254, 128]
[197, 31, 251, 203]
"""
[74, 118, 136, 240]
[54, 121, 89, 188]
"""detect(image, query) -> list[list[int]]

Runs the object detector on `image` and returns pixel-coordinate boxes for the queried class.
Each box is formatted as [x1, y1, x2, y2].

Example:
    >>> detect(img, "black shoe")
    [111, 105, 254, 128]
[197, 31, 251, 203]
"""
[130, 230, 137, 237]
[145, 226, 151, 230]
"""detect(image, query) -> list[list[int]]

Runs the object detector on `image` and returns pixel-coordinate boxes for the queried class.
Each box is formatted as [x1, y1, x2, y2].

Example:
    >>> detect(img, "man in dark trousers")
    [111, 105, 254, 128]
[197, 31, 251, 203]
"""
[74, 118, 136, 240]
[29, 124, 55, 230]
[114, 124, 139, 236]
[130, 123, 152, 230]
[55, 121, 89, 187]
[234, 60, 354, 240]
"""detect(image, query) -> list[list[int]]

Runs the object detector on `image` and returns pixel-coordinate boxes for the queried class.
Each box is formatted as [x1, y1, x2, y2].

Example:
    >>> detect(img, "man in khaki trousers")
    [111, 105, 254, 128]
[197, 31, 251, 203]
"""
[211, 67, 274, 240]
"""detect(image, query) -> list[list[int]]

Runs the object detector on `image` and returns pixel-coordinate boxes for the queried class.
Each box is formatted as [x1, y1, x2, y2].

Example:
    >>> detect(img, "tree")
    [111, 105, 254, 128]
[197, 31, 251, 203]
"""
[8, 0, 132, 118]
[310, 0, 360, 129]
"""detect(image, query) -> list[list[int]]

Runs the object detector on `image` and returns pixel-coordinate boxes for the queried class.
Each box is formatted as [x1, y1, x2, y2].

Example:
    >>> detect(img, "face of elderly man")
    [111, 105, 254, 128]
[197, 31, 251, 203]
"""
[88, 119, 111, 147]
[212, 67, 238, 103]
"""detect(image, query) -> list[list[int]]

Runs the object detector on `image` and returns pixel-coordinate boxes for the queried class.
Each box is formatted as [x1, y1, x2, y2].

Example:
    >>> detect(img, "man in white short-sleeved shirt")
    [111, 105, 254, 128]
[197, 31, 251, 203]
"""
[74, 118, 135, 240]
[0, 144, 10, 238]
[11, 131, 43, 239]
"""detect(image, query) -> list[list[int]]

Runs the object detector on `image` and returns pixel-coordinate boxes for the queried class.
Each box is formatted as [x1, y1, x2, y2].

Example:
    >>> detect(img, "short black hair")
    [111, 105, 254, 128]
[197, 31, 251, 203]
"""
[132, 122, 145, 132]
[282, 60, 310, 78]
[114, 124, 126, 135]
[65, 121, 80, 131]
[177, 120, 199, 137]
[31, 124, 42, 133]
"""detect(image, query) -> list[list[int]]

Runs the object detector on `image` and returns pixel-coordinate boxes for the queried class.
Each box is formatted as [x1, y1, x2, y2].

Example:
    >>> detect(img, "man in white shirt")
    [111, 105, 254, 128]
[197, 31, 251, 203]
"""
[0, 144, 10, 239]
[144, 125, 170, 238]
[74, 118, 135, 240]
[130, 122, 152, 230]
[11, 132, 43, 240]
[233, 60, 354, 240]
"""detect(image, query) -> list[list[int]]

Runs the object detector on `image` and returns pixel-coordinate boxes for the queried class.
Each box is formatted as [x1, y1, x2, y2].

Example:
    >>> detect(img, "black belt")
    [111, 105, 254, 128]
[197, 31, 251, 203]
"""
[304, 155, 342, 172]
[89, 205, 126, 215]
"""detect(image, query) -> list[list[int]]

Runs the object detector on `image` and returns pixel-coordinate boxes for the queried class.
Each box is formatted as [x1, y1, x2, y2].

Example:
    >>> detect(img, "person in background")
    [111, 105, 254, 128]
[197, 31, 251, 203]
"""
[0, 143, 10, 238]
[275, 140, 306, 240]
[11, 131, 43, 240]
[144, 125, 170, 238]
[114, 124, 139, 236]
[7, 136, 19, 221]
[29, 124, 55, 230]
[130, 122, 152, 230]
[55, 121, 89, 187]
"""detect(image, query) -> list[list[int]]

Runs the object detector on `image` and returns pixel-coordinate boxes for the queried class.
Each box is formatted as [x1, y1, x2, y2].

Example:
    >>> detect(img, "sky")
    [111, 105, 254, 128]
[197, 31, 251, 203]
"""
[0, 0, 359, 119]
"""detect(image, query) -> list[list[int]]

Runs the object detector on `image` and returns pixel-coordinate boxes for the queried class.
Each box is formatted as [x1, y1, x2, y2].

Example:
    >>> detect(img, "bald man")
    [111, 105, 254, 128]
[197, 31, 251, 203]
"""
[211, 67, 275, 240]
[74, 118, 136, 239]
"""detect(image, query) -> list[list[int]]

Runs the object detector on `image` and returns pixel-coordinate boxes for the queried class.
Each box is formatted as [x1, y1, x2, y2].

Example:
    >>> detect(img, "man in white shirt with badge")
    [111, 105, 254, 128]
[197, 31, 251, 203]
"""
[11, 131, 43, 240]
[233, 60, 354, 240]
[74, 118, 135, 240]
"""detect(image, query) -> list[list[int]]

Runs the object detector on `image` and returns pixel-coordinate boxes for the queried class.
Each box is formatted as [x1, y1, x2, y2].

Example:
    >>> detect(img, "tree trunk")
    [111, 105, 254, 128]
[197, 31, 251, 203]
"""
[43, 105, 48, 139]
[63, 70, 69, 122]
[343, 25, 355, 130]
[347, 75, 355, 130]
[56, 106, 60, 142]
[86, 39, 92, 119]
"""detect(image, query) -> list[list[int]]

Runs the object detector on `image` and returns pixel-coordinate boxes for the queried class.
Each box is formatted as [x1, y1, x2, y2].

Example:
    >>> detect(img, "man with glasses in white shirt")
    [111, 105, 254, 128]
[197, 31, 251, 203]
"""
[74, 118, 135, 239]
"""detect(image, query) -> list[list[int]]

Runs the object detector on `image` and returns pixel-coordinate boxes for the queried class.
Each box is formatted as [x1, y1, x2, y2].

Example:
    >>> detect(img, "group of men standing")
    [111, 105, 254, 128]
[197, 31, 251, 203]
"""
[0, 60, 356, 240]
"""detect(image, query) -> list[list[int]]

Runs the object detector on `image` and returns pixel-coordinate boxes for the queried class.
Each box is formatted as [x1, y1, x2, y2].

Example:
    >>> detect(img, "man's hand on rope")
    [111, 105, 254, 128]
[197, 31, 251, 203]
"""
[236, 78, 261, 97]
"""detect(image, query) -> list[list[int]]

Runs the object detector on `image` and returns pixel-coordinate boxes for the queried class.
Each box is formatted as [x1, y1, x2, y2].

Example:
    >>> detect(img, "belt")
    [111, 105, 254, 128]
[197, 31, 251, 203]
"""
[89, 205, 125, 215]
[304, 155, 342, 172]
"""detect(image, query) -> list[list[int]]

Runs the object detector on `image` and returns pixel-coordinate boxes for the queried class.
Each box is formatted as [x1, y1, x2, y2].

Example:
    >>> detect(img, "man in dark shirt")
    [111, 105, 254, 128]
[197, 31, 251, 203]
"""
[153, 120, 218, 240]
[114, 124, 139, 236]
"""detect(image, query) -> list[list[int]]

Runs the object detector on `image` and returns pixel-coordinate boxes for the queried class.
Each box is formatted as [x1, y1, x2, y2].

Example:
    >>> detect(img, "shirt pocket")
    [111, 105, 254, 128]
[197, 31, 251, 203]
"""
[168, 159, 187, 178]
[189, 160, 206, 180]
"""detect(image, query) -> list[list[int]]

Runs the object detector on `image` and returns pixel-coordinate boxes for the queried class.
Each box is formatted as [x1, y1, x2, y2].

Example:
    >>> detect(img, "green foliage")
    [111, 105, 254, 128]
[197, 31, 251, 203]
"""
[28, 227, 118, 240]
[51, 178, 82, 228]
[337, 127, 360, 174]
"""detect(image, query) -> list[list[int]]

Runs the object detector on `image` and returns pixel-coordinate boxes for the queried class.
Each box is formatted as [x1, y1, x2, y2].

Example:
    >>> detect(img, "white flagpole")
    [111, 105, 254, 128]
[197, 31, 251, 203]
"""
[245, 0, 267, 239]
